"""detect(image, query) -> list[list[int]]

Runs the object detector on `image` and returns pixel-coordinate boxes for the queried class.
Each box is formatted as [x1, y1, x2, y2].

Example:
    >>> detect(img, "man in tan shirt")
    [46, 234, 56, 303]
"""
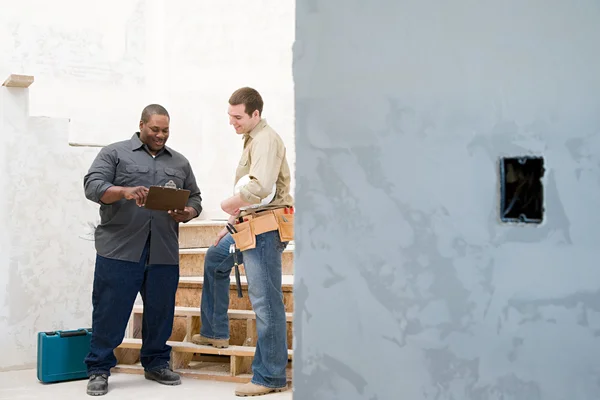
[193, 87, 293, 396]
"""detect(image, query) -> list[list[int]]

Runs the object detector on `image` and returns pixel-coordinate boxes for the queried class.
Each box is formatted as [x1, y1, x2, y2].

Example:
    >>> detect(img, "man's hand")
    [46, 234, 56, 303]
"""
[168, 206, 198, 223]
[221, 194, 251, 216]
[214, 228, 228, 246]
[122, 186, 149, 207]
[214, 214, 238, 246]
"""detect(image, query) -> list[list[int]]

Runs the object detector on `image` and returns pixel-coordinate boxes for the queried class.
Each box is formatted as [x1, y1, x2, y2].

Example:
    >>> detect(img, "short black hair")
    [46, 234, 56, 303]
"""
[141, 104, 170, 123]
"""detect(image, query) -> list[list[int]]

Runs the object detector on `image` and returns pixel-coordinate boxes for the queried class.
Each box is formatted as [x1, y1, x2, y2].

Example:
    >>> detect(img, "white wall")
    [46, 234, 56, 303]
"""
[0, 0, 295, 369]
[0, 87, 100, 370]
[0, 0, 296, 219]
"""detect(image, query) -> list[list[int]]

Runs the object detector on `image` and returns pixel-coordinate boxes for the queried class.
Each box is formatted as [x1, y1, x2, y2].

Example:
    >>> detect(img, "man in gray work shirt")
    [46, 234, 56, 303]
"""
[83, 104, 202, 396]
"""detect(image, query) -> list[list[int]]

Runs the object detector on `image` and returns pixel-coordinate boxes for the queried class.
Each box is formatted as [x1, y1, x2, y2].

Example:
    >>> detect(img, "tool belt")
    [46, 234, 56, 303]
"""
[231, 207, 294, 251]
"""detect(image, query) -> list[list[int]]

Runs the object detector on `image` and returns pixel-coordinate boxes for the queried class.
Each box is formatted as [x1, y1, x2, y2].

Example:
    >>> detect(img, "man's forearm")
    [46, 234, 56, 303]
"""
[186, 195, 203, 219]
[100, 186, 125, 204]
[221, 193, 252, 215]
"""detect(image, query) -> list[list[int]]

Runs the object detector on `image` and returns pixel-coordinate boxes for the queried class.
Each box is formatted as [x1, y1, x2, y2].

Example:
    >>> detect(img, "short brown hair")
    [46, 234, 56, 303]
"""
[229, 87, 263, 117]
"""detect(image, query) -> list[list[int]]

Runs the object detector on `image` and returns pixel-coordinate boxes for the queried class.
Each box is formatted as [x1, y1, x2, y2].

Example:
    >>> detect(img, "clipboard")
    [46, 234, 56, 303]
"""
[143, 186, 191, 211]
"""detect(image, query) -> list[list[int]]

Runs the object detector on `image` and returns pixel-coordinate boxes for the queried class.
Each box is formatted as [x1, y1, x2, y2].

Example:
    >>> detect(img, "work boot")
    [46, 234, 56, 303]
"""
[144, 368, 181, 385]
[86, 374, 108, 396]
[235, 382, 288, 397]
[191, 334, 229, 348]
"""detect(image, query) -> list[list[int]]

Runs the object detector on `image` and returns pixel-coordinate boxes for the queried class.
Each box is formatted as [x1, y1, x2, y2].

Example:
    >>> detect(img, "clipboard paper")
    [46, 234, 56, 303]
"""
[143, 186, 191, 211]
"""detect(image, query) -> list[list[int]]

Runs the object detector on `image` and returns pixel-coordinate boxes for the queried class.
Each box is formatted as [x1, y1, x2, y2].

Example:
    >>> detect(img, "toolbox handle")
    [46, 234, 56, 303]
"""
[58, 328, 91, 338]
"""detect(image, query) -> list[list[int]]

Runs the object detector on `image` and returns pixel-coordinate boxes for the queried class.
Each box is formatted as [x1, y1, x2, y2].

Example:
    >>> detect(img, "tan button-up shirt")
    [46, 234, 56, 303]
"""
[236, 119, 293, 217]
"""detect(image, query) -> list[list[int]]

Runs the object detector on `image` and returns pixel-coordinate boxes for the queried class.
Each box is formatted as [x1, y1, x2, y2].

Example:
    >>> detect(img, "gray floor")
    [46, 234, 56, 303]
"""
[0, 369, 293, 400]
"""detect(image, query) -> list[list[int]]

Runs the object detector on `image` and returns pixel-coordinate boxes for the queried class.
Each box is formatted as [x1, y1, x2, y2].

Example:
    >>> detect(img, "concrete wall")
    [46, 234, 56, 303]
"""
[0, 87, 99, 370]
[0, 0, 296, 219]
[294, 1, 600, 399]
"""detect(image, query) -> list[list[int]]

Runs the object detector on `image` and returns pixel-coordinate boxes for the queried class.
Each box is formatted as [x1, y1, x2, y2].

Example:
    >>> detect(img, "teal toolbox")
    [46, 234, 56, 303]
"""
[37, 328, 92, 383]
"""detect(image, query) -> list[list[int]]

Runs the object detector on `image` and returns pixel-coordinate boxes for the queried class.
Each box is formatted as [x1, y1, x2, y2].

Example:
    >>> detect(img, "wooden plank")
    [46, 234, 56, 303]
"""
[171, 352, 194, 370]
[131, 305, 293, 322]
[237, 319, 257, 374]
[185, 315, 193, 340]
[179, 244, 295, 255]
[68, 142, 105, 148]
[113, 361, 293, 384]
[2, 74, 34, 88]
[113, 362, 253, 384]
[118, 338, 293, 359]
[115, 312, 143, 365]
[185, 315, 201, 342]
[230, 355, 245, 377]
[179, 220, 228, 228]
[192, 354, 230, 363]
[179, 250, 294, 277]
[178, 275, 294, 291]
[179, 247, 209, 255]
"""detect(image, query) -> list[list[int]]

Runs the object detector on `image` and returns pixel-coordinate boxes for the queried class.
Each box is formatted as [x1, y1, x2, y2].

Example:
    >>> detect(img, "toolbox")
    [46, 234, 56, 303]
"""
[37, 328, 92, 383]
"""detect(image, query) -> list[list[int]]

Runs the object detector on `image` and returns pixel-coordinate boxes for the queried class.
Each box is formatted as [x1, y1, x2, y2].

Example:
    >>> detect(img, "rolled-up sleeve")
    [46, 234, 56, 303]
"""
[239, 135, 283, 204]
[84, 147, 117, 204]
[184, 162, 203, 218]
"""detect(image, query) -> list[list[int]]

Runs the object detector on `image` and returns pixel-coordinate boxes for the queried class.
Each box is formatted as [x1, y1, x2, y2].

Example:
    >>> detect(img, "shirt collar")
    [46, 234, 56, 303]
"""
[244, 118, 267, 140]
[130, 133, 172, 156]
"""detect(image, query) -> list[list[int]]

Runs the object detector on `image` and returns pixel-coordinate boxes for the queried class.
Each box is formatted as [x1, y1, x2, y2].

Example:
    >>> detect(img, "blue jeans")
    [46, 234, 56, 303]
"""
[85, 240, 179, 376]
[201, 230, 288, 388]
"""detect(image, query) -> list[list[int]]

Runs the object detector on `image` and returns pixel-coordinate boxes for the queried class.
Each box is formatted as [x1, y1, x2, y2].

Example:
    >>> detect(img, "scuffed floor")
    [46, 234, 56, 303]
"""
[0, 369, 293, 400]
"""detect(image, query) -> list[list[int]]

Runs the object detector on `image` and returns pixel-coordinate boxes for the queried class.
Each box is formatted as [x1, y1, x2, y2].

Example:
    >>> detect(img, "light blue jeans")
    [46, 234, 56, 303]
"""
[200, 230, 288, 388]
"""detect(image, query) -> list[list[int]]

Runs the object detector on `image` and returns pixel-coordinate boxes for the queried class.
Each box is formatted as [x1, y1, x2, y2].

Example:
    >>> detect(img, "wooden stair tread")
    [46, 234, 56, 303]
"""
[179, 244, 294, 255]
[180, 219, 227, 228]
[119, 338, 293, 359]
[132, 305, 293, 322]
[179, 275, 294, 289]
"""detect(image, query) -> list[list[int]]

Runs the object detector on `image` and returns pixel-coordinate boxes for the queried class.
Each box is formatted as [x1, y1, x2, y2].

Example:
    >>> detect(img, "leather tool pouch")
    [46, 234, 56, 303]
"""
[252, 212, 279, 235]
[276, 213, 294, 242]
[231, 220, 256, 251]
[233, 209, 294, 250]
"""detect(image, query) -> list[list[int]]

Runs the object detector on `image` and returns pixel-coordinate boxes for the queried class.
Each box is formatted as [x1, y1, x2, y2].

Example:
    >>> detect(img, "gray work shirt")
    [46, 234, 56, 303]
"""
[84, 133, 203, 265]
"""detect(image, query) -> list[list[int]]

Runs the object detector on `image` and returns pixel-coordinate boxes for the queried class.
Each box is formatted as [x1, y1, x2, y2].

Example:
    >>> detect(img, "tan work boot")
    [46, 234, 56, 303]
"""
[235, 382, 287, 397]
[191, 334, 229, 348]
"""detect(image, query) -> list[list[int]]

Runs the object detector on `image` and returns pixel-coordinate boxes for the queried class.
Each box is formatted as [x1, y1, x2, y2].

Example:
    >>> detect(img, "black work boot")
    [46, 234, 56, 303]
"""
[144, 368, 181, 385]
[87, 374, 108, 396]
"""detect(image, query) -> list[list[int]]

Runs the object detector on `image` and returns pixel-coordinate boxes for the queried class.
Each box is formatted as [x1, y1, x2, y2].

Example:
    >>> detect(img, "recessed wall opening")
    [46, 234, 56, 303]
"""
[500, 156, 544, 223]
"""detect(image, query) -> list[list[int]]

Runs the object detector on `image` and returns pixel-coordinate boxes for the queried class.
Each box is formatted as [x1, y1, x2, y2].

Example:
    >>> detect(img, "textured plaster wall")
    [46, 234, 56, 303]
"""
[0, 87, 99, 370]
[0, 0, 296, 219]
[293, 1, 600, 399]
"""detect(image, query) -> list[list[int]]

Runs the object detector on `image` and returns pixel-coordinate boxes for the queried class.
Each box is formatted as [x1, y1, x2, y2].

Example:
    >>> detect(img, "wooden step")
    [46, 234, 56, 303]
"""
[178, 218, 295, 249]
[115, 338, 293, 383]
[125, 303, 294, 356]
[132, 305, 293, 322]
[179, 244, 294, 276]
[175, 275, 294, 310]
[178, 220, 226, 249]
[179, 275, 294, 289]
[173, 275, 294, 349]
[119, 338, 292, 358]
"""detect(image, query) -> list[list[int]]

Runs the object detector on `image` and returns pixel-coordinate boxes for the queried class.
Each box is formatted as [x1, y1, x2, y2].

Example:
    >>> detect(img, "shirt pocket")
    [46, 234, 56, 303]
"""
[117, 164, 150, 187]
[126, 165, 150, 174]
[163, 167, 186, 188]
